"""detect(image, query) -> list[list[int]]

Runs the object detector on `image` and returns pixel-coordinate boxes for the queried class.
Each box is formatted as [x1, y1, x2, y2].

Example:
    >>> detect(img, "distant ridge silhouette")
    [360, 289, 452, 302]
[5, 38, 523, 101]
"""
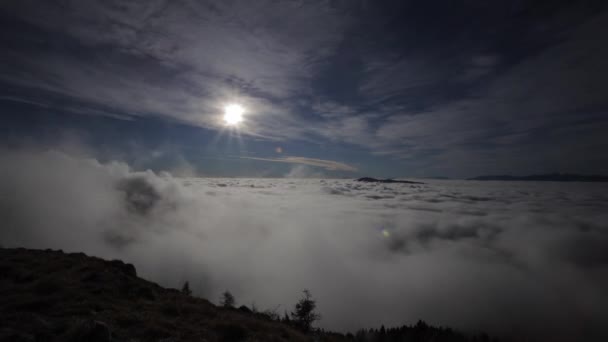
[468, 173, 608, 182]
[356, 177, 425, 184]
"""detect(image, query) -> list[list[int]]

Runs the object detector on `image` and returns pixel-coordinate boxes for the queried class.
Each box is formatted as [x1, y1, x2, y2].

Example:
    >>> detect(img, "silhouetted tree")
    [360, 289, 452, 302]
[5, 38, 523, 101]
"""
[220, 290, 235, 308]
[290, 289, 320, 333]
[181, 281, 192, 296]
[379, 324, 386, 342]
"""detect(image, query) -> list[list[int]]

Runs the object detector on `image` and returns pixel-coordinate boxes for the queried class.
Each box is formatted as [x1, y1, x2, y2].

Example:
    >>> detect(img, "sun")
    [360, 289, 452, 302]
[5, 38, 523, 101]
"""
[223, 104, 244, 125]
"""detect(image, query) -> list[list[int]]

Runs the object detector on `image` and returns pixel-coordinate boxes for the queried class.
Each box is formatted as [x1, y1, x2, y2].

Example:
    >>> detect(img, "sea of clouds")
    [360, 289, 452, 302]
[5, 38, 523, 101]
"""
[1, 148, 607, 341]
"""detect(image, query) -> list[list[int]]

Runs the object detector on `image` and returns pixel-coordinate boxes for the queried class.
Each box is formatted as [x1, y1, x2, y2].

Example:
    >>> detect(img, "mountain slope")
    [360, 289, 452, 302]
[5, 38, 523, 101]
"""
[0, 247, 309, 342]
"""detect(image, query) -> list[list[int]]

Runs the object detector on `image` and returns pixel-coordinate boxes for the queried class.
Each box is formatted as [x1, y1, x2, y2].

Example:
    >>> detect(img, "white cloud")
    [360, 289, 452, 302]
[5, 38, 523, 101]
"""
[1, 147, 607, 341]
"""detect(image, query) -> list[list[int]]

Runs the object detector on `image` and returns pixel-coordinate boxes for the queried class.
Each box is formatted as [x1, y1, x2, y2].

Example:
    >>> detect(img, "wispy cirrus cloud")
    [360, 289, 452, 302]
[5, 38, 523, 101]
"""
[306, 6, 608, 177]
[0, 0, 351, 140]
[368, 9, 608, 177]
[1, 1, 608, 178]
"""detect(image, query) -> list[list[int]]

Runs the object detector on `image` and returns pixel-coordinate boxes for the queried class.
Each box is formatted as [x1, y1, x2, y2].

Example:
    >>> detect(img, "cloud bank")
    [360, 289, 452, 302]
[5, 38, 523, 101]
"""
[1, 147, 608, 341]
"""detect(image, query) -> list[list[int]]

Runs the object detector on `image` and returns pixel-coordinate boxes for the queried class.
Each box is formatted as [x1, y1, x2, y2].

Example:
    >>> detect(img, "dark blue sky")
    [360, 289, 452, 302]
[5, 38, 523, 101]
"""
[1, 0, 607, 178]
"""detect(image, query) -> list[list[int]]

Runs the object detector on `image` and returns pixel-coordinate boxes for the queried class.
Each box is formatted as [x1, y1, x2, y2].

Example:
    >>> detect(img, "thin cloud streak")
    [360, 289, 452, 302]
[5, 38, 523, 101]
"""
[241, 156, 357, 172]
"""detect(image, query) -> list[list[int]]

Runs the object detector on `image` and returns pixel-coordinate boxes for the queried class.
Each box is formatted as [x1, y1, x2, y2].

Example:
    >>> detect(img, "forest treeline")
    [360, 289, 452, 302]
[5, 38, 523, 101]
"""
[345, 320, 499, 342]
[188, 284, 500, 342]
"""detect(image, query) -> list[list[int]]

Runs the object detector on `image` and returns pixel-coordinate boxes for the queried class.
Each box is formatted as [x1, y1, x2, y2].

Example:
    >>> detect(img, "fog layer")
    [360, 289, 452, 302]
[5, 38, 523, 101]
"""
[1, 148, 607, 341]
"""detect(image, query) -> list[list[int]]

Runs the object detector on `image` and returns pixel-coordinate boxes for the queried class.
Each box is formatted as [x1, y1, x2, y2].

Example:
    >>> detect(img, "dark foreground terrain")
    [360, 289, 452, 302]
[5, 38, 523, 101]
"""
[0, 248, 312, 342]
[0, 248, 498, 342]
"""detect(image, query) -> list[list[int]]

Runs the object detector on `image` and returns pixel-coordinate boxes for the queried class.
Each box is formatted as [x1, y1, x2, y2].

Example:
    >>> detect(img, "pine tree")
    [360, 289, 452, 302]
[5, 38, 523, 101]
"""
[181, 281, 192, 296]
[290, 289, 320, 333]
[220, 290, 236, 308]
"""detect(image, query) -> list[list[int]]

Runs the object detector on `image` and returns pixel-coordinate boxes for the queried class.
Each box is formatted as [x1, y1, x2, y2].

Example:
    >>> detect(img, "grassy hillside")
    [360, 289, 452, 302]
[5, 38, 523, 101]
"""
[0, 247, 311, 342]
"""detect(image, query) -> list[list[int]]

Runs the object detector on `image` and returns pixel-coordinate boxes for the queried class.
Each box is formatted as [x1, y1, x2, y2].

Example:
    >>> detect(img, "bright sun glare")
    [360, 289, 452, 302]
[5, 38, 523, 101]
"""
[223, 104, 244, 125]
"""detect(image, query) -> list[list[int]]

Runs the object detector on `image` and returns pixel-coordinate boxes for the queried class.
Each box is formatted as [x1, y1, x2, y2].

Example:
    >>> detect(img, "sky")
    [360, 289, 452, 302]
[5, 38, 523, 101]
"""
[1, 0, 608, 178]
